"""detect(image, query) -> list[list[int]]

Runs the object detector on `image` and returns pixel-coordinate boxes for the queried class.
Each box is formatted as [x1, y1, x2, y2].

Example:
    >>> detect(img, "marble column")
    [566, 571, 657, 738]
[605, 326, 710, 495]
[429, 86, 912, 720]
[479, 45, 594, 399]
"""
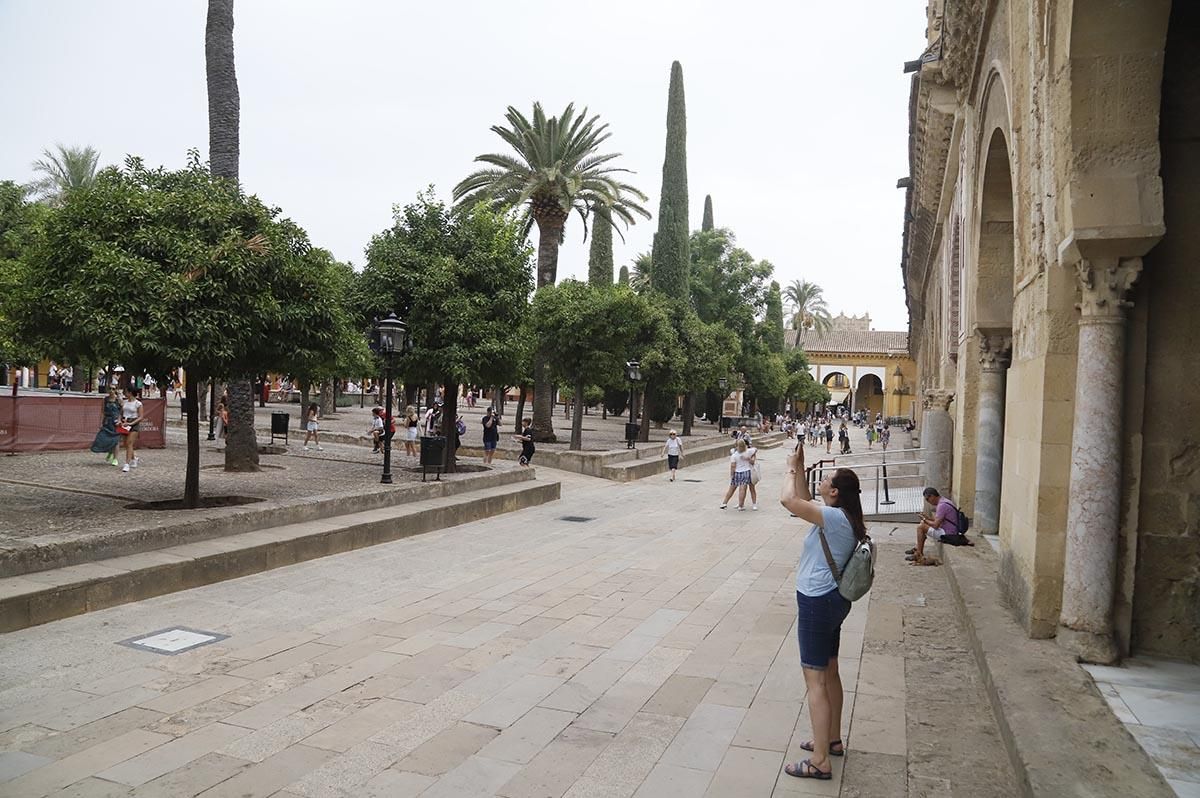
[921, 389, 955, 495]
[1058, 257, 1142, 665]
[973, 332, 1012, 535]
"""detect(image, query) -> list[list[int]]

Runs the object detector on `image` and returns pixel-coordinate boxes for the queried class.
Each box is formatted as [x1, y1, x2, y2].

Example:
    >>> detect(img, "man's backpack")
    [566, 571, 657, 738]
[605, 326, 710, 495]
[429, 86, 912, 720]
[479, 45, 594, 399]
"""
[956, 507, 971, 534]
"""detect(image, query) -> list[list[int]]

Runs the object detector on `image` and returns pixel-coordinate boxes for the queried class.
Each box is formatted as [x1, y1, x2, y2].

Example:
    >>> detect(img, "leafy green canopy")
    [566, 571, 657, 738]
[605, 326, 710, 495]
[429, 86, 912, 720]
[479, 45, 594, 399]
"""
[358, 191, 533, 389]
[0, 182, 48, 366]
[650, 61, 690, 301]
[529, 281, 648, 391]
[13, 154, 351, 381]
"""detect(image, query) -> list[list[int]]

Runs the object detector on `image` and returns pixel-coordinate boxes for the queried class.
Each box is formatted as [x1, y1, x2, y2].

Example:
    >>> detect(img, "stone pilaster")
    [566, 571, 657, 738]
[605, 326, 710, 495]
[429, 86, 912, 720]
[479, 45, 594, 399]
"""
[1058, 257, 1143, 664]
[921, 388, 955, 496]
[973, 332, 1013, 535]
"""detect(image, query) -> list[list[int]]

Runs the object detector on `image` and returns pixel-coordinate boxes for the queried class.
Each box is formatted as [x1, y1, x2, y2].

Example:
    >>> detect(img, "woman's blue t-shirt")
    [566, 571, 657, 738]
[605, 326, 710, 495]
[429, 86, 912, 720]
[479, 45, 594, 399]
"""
[796, 506, 857, 597]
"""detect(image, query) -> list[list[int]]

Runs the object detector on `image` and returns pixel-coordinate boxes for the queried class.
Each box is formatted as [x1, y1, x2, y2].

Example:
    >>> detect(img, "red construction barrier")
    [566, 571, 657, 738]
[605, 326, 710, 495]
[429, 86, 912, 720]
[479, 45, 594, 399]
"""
[0, 396, 166, 453]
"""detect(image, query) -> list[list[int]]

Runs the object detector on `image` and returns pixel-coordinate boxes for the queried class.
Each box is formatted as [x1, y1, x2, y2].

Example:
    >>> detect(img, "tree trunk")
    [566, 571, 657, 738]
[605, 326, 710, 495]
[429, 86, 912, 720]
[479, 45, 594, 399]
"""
[442, 378, 458, 474]
[404, 384, 417, 410]
[319, 378, 336, 418]
[298, 380, 310, 431]
[531, 215, 562, 442]
[515, 385, 528, 433]
[638, 384, 651, 442]
[207, 0, 254, 471]
[494, 386, 504, 418]
[570, 379, 585, 450]
[224, 379, 259, 471]
[205, 0, 240, 183]
[682, 392, 695, 436]
[531, 359, 557, 442]
[184, 374, 201, 508]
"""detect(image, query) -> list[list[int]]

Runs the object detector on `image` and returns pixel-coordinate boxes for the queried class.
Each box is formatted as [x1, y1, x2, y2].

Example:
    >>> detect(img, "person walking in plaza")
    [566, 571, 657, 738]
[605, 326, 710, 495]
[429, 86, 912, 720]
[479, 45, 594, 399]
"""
[514, 418, 536, 466]
[369, 406, 385, 453]
[720, 438, 758, 510]
[404, 405, 419, 457]
[866, 425, 875, 449]
[90, 388, 122, 466]
[838, 422, 851, 454]
[215, 397, 229, 440]
[662, 429, 684, 481]
[881, 424, 891, 450]
[481, 406, 501, 464]
[779, 443, 866, 780]
[303, 403, 323, 451]
[119, 387, 144, 473]
[824, 421, 834, 454]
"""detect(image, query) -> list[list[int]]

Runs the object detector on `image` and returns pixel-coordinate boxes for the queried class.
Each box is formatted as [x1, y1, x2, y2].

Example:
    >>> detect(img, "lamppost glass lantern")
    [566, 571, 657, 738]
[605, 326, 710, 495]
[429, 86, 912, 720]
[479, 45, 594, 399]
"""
[624, 360, 641, 448]
[717, 377, 728, 393]
[372, 311, 408, 484]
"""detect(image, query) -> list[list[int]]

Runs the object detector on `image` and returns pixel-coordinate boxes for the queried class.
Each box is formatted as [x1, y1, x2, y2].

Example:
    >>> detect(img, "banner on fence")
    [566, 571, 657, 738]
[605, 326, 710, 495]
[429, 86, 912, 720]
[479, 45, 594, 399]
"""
[0, 395, 166, 452]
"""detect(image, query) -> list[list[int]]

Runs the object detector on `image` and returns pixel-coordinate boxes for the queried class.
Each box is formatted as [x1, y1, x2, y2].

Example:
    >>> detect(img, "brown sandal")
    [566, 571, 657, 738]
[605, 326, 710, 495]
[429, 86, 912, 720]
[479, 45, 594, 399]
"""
[799, 738, 844, 756]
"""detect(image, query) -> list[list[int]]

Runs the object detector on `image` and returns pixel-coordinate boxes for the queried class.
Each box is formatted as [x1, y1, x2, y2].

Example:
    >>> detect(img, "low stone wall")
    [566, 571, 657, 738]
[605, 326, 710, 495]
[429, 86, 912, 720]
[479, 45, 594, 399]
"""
[0, 479, 560, 633]
[942, 543, 1173, 797]
[0, 467, 535, 578]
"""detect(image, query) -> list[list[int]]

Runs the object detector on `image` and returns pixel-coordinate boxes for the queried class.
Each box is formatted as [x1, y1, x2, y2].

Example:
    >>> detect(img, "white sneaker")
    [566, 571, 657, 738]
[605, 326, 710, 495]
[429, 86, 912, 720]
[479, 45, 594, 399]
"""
[303, 446, 309, 451]
[751, 504, 758, 511]
[121, 464, 130, 473]
[131, 458, 139, 469]
[317, 446, 324, 451]
[719, 504, 728, 509]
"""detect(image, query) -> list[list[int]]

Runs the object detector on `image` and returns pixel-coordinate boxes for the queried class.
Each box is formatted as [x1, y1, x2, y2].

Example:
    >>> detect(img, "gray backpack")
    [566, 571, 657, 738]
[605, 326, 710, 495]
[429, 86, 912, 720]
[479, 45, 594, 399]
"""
[818, 526, 875, 602]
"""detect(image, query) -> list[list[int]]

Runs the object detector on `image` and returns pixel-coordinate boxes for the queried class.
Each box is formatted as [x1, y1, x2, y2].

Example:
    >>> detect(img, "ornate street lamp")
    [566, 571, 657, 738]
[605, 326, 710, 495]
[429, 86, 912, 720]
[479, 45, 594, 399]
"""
[373, 311, 409, 484]
[624, 359, 641, 449]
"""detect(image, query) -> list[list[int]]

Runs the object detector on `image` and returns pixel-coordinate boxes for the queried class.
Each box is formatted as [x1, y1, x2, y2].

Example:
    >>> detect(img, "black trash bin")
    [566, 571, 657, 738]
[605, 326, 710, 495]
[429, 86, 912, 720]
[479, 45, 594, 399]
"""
[420, 435, 446, 481]
[720, 416, 732, 431]
[624, 422, 640, 449]
[271, 411, 289, 445]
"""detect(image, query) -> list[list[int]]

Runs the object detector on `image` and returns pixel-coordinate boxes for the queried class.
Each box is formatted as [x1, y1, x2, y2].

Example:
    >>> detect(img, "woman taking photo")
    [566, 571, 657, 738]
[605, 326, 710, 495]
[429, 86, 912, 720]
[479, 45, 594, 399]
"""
[779, 443, 867, 781]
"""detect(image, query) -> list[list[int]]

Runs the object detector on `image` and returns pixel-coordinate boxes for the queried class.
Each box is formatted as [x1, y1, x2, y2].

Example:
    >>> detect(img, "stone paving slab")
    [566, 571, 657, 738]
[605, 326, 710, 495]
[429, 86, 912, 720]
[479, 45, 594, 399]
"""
[0, 451, 1042, 797]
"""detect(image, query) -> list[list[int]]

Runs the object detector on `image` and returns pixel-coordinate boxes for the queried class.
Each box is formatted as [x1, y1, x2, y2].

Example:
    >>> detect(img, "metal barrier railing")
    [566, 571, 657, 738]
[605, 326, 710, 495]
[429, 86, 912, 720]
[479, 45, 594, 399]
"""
[805, 455, 927, 516]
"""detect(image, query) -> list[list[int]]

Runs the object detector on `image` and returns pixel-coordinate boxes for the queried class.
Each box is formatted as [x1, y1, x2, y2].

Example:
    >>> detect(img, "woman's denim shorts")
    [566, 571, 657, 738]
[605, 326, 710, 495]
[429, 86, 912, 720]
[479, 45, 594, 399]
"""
[796, 588, 851, 670]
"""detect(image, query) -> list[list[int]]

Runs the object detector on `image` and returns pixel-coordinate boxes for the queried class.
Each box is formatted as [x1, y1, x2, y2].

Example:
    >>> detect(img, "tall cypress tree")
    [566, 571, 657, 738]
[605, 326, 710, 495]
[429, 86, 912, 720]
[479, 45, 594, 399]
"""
[702, 195, 714, 231]
[650, 61, 690, 301]
[618, 265, 630, 285]
[588, 206, 614, 285]
[764, 280, 785, 353]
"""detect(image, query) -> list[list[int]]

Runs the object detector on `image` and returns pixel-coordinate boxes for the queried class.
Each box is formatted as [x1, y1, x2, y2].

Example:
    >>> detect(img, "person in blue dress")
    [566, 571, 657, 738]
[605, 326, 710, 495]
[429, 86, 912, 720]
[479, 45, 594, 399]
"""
[89, 388, 122, 466]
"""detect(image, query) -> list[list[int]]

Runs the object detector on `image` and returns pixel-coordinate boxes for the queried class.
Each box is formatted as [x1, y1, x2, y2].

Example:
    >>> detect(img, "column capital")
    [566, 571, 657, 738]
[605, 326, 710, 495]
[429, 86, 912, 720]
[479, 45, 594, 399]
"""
[1076, 257, 1142, 321]
[977, 331, 1013, 372]
[923, 388, 954, 412]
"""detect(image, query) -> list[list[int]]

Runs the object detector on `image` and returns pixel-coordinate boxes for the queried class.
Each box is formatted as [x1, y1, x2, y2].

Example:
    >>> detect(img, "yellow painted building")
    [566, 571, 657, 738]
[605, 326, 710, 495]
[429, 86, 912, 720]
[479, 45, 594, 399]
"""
[785, 314, 918, 420]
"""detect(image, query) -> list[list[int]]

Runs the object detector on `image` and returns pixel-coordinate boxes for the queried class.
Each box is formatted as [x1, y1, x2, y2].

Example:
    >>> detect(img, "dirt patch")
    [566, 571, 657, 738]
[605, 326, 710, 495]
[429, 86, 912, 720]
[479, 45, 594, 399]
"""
[125, 496, 265, 511]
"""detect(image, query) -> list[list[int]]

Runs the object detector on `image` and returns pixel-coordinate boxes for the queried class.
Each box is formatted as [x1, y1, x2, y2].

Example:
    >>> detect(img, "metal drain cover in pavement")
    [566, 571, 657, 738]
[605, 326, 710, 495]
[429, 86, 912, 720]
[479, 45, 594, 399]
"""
[118, 626, 228, 655]
[559, 516, 595, 523]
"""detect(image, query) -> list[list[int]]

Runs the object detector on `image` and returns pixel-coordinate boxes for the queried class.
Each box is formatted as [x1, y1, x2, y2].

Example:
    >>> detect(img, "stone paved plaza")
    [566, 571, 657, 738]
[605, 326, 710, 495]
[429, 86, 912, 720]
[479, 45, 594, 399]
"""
[0, 450, 1020, 797]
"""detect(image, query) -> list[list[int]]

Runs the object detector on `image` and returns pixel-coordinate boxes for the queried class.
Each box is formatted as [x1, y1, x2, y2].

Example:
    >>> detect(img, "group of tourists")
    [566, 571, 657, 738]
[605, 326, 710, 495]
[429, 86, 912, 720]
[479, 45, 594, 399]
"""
[89, 386, 145, 472]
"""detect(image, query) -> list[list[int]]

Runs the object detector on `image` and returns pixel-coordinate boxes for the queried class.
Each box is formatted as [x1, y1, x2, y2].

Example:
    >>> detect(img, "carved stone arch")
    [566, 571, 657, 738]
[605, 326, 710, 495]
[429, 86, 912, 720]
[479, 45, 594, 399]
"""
[1059, 0, 1170, 264]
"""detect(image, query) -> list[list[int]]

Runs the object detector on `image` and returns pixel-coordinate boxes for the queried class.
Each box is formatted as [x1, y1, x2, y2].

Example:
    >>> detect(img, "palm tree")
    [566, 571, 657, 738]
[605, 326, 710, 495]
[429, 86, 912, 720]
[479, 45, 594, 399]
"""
[784, 279, 833, 333]
[629, 252, 652, 293]
[454, 103, 650, 441]
[26, 144, 100, 205]
[206, 0, 258, 473]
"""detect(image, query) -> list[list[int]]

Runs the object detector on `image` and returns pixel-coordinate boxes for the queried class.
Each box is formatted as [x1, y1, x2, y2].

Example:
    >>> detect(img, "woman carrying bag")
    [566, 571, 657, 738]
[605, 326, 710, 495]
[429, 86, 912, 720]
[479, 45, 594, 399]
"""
[779, 442, 871, 781]
[89, 388, 122, 466]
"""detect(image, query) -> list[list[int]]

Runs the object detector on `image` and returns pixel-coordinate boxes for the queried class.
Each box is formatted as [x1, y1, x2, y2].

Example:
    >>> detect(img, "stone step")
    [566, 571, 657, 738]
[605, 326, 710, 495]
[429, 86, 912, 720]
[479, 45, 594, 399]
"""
[600, 432, 790, 482]
[0, 478, 561, 634]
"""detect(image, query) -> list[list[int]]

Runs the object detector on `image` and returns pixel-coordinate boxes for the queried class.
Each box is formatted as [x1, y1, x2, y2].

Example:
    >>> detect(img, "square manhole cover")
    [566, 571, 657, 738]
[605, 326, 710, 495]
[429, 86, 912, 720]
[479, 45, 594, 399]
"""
[559, 516, 595, 523]
[118, 626, 228, 655]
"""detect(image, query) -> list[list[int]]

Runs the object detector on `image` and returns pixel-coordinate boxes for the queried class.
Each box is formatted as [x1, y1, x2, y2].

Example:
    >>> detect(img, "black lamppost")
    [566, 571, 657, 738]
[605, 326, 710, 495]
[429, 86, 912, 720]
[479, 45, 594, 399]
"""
[717, 376, 729, 431]
[207, 381, 217, 440]
[624, 359, 641, 449]
[374, 311, 409, 484]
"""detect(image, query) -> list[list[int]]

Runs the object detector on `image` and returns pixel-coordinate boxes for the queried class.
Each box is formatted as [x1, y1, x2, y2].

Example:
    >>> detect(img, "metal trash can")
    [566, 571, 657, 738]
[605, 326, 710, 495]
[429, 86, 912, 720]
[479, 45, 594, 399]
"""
[624, 422, 640, 449]
[271, 411, 289, 445]
[720, 416, 732, 431]
[420, 435, 446, 481]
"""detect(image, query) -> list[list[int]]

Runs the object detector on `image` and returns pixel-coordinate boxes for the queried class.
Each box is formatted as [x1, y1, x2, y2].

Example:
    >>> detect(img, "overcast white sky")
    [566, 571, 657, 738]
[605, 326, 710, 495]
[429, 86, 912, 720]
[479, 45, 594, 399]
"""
[0, 0, 924, 331]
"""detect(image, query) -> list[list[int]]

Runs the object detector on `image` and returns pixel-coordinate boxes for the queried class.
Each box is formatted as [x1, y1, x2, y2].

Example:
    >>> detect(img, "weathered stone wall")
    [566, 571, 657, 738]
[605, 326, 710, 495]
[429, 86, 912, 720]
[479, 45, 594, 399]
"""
[1131, 2, 1200, 661]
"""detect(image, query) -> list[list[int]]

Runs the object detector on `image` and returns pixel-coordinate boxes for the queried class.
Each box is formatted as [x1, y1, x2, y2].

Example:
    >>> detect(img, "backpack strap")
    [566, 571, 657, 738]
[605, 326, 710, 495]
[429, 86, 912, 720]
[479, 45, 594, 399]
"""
[817, 528, 841, 581]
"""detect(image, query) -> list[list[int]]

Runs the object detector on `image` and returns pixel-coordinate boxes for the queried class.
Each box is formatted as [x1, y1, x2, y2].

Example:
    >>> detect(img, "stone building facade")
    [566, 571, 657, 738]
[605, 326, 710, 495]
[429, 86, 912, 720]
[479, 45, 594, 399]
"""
[902, 0, 1197, 664]
[785, 314, 918, 420]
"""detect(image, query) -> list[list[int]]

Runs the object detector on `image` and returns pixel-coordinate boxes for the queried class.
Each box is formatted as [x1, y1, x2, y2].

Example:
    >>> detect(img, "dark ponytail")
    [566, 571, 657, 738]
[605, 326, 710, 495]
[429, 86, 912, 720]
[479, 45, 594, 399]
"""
[831, 468, 867, 542]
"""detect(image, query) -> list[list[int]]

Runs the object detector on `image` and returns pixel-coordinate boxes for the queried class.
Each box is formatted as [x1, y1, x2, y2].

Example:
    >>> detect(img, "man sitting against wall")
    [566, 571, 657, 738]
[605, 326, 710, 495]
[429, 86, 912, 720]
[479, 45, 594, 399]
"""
[908, 487, 972, 564]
